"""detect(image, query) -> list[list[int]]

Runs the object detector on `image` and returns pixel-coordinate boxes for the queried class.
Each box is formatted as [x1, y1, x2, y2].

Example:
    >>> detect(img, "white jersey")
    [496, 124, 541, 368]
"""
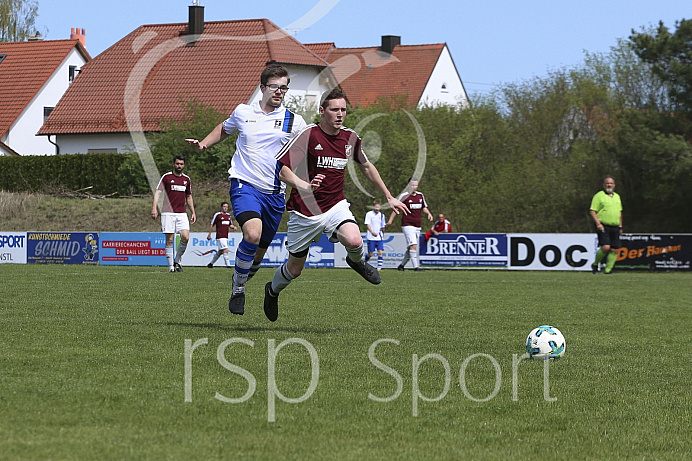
[223, 101, 306, 194]
[364, 210, 386, 241]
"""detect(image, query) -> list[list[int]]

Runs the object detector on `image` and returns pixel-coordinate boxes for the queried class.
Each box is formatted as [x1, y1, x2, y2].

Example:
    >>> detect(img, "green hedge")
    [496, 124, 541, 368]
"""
[0, 153, 130, 195]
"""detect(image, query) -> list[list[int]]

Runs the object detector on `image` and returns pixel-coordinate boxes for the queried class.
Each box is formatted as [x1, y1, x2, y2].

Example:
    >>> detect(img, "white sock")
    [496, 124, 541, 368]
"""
[271, 263, 295, 295]
[346, 242, 365, 263]
[165, 246, 174, 269]
[410, 249, 419, 269]
[223, 253, 231, 267]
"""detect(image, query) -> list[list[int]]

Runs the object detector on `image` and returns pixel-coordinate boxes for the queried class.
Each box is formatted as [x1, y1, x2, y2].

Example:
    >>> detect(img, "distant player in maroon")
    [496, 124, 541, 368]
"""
[262, 88, 408, 322]
[206, 201, 237, 268]
[151, 155, 197, 272]
[387, 179, 433, 271]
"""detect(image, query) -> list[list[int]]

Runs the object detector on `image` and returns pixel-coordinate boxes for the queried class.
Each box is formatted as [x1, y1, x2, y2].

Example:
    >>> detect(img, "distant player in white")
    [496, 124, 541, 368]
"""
[151, 155, 197, 272]
[364, 200, 386, 271]
[186, 64, 313, 315]
[206, 201, 237, 268]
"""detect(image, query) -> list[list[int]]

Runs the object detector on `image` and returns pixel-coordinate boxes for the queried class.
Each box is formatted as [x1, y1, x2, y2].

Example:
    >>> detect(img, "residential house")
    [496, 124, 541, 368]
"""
[39, 6, 333, 155]
[0, 32, 90, 156]
[305, 35, 469, 109]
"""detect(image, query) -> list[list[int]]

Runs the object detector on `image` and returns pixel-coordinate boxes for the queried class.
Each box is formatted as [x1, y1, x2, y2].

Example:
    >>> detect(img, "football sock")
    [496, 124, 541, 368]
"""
[165, 245, 174, 269]
[605, 251, 617, 273]
[346, 242, 365, 263]
[377, 255, 384, 270]
[247, 261, 262, 280]
[271, 263, 295, 295]
[210, 252, 221, 265]
[365, 253, 371, 262]
[174, 241, 188, 263]
[594, 249, 606, 266]
[410, 249, 419, 268]
[233, 239, 258, 288]
[401, 249, 411, 267]
[223, 253, 231, 267]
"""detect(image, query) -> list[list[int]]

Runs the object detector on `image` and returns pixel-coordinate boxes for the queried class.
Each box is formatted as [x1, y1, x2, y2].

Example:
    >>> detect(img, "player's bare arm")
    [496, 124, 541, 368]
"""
[187, 195, 197, 224]
[151, 189, 162, 219]
[358, 161, 409, 216]
[424, 207, 433, 221]
[185, 122, 227, 151]
[278, 165, 324, 193]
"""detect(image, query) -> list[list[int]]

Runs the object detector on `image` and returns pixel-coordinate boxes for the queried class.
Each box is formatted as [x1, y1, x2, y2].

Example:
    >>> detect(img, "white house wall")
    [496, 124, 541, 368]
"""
[56, 133, 134, 155]
[419, 46, 469, 109]
[10, 48, 88, 156]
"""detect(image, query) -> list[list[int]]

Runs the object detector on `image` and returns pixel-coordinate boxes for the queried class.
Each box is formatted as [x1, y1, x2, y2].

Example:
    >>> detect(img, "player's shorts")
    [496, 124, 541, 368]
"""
[286, 199, 356, 254]
[367, 239, 384, 253]
[229, 179, 285, 245]
[216, 238, 229, 251]
[402, 225, 421, 247]
[596, 224, 622, 249]
[161, 212, 190, 234]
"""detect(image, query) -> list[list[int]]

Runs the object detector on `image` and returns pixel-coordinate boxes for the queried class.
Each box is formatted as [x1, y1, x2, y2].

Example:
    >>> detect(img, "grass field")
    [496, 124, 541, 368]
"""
[1, 265, 691, 460]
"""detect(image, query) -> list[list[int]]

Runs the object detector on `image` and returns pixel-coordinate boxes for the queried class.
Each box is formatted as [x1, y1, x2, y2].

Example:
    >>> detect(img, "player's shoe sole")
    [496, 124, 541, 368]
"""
[174, 262, 183, 272]
[264, 282, 279, 322]
[346, 257, 381, 285]
[591, 263, 599, 274]
[397, 265, 405, 271]
[228, 292, 245, 315]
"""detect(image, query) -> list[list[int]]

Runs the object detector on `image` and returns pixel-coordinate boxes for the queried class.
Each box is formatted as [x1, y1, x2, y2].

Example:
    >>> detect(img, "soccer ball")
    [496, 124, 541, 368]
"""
[526, 325, 566, 359]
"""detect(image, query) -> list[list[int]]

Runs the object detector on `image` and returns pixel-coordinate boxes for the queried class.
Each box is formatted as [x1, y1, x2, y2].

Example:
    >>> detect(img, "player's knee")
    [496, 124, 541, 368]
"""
[341, 234, 363, 249]
[602, 245, 611, 252]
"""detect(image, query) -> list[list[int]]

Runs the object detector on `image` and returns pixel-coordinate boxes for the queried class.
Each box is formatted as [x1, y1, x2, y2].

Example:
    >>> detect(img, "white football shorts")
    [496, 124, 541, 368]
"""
[161, 212, 190, 234]
[286, 199, 356, 254]
[402, 225, 421, 247]
[216, 238, 229, 250]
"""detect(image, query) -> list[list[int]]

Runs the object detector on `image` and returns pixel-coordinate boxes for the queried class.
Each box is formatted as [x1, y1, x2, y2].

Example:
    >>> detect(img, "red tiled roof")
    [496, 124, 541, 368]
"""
[304, 42, 335, 60]
[39, 19, 328, 135]
[0, 140, 20, 156]
[0, 40, 90, 137]
[320, 43, 445, 108]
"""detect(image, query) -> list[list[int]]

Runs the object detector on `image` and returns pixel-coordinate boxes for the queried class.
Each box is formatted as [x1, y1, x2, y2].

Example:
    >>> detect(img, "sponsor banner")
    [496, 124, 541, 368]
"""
[180, 232, 335, 268]
[99, 232, 167, 266]
[27, 232, 100, 264]
[334, 234, 409, 269]
[508, 234, 595, 271]
[420, 233, 508, 267]
[617, 234, 692, 270]
[0, 232, 27, 264]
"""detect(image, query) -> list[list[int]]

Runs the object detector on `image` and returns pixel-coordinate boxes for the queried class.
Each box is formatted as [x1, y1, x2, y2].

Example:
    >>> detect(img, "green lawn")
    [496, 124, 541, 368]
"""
[1, 265, 690, 460]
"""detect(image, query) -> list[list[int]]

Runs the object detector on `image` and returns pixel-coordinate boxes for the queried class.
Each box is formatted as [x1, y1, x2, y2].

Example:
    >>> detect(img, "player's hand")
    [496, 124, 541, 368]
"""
[310, 174, 325, 190]
[190, 213, 197, 224]
[206, 234, 211, 240]
[230, 225, 237, 230]
[185, 138, 207, 151]
[388, 197, 409, 215]
[151, 209, 158, 220]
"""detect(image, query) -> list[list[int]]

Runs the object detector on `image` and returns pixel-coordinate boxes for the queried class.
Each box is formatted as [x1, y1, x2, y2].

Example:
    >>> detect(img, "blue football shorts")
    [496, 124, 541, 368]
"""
[229, 179, 285, 244]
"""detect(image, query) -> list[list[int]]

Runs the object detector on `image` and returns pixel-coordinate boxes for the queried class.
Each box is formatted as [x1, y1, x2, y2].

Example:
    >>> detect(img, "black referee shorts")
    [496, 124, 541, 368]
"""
[596, 224, 622, 249]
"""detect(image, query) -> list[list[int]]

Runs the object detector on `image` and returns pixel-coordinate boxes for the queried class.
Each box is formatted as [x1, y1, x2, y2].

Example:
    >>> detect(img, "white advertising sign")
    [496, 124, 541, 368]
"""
[508, 234, 597, 271]
[0, 232, 27, 264]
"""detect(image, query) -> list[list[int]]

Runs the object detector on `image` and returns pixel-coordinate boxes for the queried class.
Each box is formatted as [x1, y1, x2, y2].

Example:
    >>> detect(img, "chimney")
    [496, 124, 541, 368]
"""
[70, 28, 86, 48]
[381, 35, 400, 55]
[188, 3, 205, 39]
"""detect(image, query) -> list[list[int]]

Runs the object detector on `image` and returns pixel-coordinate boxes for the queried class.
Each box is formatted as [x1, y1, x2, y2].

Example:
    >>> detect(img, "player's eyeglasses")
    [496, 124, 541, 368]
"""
[265, 84, 289, 93]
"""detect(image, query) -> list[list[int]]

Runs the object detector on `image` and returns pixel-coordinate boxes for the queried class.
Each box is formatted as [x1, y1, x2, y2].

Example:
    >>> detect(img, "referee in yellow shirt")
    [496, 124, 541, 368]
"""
[589, 175, 623, 274]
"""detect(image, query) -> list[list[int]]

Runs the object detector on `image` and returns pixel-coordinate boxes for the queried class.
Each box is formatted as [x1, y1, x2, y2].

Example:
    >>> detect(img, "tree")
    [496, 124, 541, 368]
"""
[0, 0, 39, 42]
[629, 19, 692, 114]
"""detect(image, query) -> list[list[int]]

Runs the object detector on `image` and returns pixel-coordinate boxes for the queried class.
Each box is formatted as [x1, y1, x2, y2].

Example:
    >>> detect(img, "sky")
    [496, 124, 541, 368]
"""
[37, 0, 690, 96]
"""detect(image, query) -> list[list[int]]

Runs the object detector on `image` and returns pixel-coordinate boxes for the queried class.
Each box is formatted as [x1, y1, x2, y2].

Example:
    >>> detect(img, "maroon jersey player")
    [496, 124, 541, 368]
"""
[387, 178, 433, 271]
[206, 201, 237, 268]
[151, 155, 197, 272]
[261, 88, 408, 322]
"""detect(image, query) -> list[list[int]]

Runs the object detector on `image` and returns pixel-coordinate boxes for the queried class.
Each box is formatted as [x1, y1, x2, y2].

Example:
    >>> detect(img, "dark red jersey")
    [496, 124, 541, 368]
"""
[432, 219, 452, 233]
[399, 192, 428, 227]
[211, 212, 233, 239]
[156, 172, 191, 213]
[277, 124, 368, 217]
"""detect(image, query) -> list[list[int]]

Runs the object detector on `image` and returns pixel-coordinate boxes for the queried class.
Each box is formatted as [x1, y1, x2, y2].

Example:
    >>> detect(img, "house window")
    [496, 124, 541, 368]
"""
[441, 83, 449, 93]
[69, 65, 78, 82]
[0, 54, 6, 65]
[43, 107, 54, 122]
[87, 148, 118, 154]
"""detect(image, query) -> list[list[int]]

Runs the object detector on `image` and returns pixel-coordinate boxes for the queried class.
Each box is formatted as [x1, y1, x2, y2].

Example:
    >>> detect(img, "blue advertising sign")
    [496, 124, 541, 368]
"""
[262, 233, 335, 268]
[99, 232, 168, 266]
[27, 232, 99, 264]
[419, 233, 508, 267]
